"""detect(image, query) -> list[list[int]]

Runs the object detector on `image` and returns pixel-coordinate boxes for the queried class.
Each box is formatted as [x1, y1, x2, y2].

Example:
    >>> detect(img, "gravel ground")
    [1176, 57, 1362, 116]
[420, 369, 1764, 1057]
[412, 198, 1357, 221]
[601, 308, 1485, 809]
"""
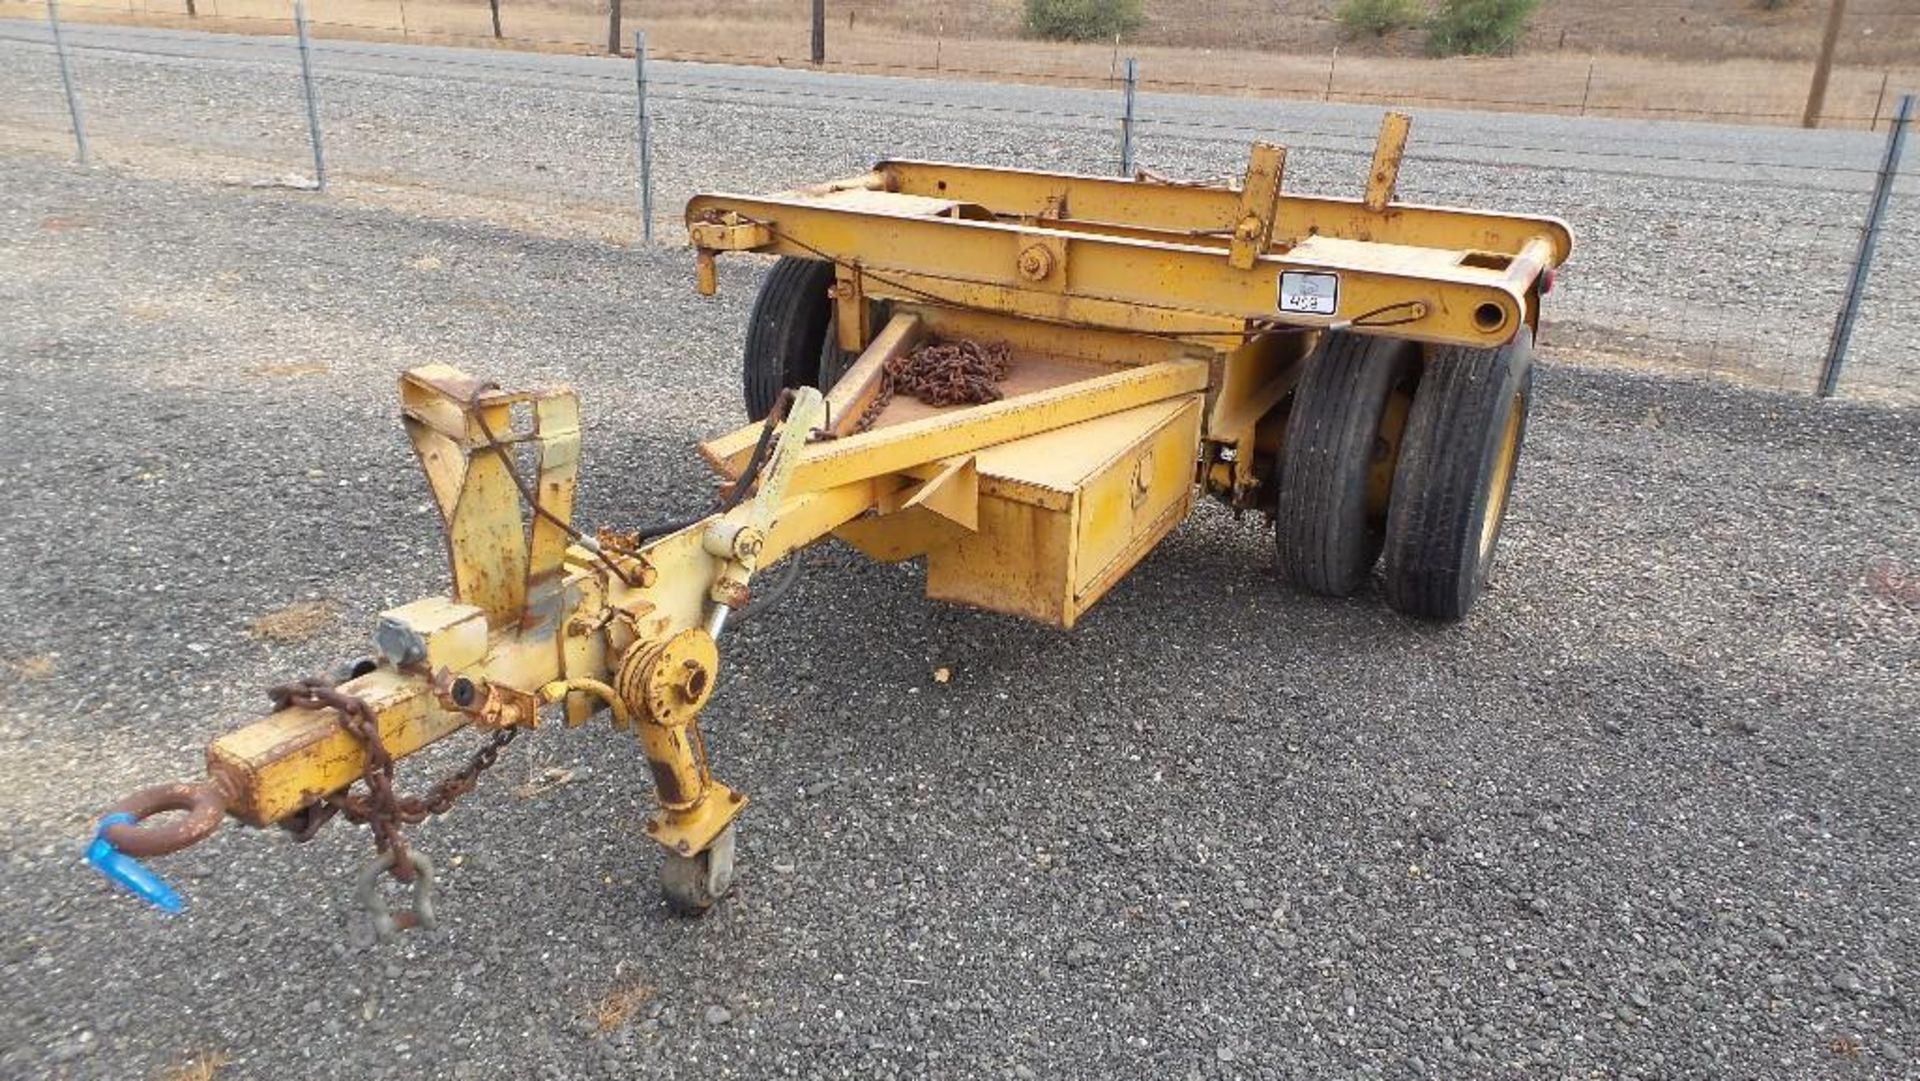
[0, 22, 1917, 399]
[4, 131, 1920, 1080]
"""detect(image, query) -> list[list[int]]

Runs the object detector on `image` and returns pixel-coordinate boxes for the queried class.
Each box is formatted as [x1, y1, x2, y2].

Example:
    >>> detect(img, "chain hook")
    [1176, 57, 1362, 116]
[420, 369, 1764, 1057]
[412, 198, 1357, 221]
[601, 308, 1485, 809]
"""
[354, 849, 436, 942]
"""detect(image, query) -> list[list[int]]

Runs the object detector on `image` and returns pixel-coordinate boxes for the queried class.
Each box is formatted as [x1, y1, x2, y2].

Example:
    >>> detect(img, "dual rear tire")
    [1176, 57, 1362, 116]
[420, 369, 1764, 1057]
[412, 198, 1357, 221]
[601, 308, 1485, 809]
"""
[1276, 328, 1533, 621]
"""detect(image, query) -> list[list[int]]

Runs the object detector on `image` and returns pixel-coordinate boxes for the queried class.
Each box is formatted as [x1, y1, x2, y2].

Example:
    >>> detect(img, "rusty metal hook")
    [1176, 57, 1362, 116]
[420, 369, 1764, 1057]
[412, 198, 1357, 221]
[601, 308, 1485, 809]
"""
[100, 780, 229, 859]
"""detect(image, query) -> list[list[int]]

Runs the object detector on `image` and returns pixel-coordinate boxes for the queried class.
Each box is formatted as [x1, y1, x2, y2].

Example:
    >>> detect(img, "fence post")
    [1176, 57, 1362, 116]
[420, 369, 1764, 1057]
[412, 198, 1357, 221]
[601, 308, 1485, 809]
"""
[47, 0, 89, 165]
[634, 29, 653, 244]
[1119, 57, 1137, 178]
[1802, 0, 1847, 128]
[810, 0, 824, 65]
[607, 0, 621, 56]
[1818, 91, 1911, 398]
[294, 0, 327, 192]
[489, 0, 501, 39]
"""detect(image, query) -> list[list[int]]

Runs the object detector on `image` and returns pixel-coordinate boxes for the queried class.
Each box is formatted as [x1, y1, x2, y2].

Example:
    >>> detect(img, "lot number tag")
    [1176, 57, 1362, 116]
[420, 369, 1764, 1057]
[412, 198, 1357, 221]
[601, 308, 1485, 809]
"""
[1278, 271, 1339, 316]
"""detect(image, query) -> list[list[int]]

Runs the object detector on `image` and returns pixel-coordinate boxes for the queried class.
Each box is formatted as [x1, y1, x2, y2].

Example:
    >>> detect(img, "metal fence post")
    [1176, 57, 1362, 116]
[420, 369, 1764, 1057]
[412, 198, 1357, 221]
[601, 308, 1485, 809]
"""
[1119, 57, 1137, 178]
[1818, 92, 1911, 398]
[634, 29, 653, 244]
[47, 0, 89, 164]
[294, 0, 327, 192]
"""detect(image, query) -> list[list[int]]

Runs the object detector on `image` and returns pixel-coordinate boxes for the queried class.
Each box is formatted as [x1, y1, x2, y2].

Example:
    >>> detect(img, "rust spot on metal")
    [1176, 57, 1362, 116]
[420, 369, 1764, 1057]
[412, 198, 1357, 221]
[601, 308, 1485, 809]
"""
[102, 779, 230, 858]
[647, 759, 687, 806]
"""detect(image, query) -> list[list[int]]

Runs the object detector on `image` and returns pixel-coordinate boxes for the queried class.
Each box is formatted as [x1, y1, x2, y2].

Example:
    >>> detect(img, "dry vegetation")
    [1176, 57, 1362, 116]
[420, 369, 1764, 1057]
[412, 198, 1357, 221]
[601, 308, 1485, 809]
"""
[4, 654, 57, 681]
[156, 1050, 230, 1081]
[11, 0, 1918, 125]
[584, 978, 656, 1033]
[245, 598, 338, 642]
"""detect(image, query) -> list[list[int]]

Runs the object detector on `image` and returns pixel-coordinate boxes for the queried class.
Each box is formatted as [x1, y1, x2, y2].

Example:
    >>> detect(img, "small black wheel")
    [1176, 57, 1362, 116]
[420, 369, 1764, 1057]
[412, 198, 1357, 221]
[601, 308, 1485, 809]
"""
[743, 257, 837, 419]
[1381, 329, 1534, 621]
[660, 826, 736, 916]
[1275, 331, 1420, 596]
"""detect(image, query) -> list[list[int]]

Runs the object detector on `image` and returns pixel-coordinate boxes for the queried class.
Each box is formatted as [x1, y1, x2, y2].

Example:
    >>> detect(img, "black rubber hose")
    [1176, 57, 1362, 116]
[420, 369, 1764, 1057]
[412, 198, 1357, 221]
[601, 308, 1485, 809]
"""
[631, 389, 794, 541]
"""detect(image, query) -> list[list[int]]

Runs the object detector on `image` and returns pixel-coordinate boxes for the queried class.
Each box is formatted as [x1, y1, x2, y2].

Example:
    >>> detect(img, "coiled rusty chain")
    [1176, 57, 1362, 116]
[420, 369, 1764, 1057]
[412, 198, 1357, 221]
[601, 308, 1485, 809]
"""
[851, 339, 1012, 434]
[269, 677, 518, 894]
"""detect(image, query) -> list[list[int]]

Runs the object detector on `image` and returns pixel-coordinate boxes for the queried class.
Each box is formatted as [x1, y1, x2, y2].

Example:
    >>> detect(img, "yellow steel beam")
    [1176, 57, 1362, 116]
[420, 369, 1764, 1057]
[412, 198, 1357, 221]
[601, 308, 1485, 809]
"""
[782, 359, 1208, 492]
[208, 671, 454, 826]
[869, 159, 1573, 265]
[824, 311, 922, 435]
[1365, 112, 1411, 212]
[687, 195, 1543, 347]
[207, 620, 567, 825]
[1228, 142, 1286, 271]
[834, 457, 980, 563]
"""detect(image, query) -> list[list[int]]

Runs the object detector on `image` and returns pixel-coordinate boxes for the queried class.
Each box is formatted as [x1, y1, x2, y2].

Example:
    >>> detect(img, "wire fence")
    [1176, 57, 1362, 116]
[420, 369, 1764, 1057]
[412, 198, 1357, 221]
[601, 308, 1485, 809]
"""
[1, 10, 1916, 401]
[20, 0, 1920, 129]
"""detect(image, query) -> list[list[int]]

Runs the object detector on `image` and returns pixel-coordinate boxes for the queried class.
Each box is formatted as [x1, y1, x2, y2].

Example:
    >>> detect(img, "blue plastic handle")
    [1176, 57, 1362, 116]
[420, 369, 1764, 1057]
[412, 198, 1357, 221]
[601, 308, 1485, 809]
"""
[85, 813, 184, 914]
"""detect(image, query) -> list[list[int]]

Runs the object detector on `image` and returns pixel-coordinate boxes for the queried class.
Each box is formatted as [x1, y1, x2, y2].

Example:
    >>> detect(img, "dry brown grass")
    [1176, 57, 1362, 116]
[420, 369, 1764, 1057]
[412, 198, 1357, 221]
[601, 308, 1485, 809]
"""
[245, 361, 331, 379]
[156, 1050, 230, 1081]
[5, 654, 57, 680]
[584, 979, 655, 1033]
[246, 599, 338, 642]
[9, 0, 1915, 128]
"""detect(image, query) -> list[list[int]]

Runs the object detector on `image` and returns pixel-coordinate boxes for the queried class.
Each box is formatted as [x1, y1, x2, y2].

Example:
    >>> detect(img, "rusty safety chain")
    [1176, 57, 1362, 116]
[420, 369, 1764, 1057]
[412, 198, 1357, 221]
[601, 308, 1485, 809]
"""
[269, 677, 519, 938]
[849, 339, 1013, 434]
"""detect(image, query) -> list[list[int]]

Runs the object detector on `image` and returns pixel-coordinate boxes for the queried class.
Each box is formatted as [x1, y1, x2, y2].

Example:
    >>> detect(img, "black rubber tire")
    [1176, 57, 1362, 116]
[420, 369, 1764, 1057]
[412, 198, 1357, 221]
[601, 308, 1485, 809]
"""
[1381, 329, 1535, 622]
[742, 257, 836, 419]
[1275, 331, 1421, 596]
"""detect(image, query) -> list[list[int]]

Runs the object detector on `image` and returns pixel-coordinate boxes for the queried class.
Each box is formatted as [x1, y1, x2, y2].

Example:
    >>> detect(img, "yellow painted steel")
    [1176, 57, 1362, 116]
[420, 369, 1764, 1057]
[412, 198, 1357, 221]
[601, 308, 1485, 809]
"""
[689, 195, 1543, 349]
[1480, 393, 1526, 562]
[1228, 141, 1287, 270]
[689, 128, 1570, 352]
[834, 458, 979, 563]
[1365, 112, 1412, 213]
[925, 396, 1204, 627]
[704, 358, 1210, 489]
[872, 158, 1573, 264]
[131, 120, 1577, 898]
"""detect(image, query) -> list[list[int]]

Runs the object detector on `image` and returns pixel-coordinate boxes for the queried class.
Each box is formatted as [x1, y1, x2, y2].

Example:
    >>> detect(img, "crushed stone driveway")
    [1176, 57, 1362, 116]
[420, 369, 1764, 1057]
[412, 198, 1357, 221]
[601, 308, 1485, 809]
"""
[0, 152, 1917, 1080]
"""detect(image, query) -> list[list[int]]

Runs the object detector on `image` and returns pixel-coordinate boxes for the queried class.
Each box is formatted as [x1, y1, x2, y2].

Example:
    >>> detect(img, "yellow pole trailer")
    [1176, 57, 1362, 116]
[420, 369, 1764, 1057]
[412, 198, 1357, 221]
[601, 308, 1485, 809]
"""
[90, 116, 1571, 930]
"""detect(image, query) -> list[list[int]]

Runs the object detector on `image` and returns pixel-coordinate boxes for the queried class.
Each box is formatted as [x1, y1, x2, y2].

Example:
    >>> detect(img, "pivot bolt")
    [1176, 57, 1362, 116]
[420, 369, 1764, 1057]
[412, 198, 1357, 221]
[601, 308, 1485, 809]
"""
[1017, 244, 1054, 281]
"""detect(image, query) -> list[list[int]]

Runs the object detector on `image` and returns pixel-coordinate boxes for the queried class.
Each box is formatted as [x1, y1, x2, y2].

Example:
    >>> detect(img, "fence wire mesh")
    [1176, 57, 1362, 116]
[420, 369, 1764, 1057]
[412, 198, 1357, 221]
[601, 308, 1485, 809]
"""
[16, 0, 1920, 126]
[0, 10, 1914, 400]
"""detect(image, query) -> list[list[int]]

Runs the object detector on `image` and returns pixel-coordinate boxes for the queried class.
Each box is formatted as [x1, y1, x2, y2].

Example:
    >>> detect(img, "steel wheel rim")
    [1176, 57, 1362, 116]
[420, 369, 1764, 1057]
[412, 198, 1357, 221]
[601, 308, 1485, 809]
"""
[1477, 391, 1524, 563]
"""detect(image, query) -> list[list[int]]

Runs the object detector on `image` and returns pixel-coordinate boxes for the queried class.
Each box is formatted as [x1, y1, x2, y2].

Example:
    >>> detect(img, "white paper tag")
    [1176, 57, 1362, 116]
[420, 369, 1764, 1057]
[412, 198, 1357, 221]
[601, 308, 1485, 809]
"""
[1278, 271, 1339, 316]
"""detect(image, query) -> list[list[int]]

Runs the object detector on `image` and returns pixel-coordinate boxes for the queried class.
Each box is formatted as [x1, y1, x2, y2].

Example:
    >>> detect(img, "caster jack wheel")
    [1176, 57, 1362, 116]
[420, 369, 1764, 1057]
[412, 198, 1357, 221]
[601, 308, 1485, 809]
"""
[660, 825, 736, 916]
